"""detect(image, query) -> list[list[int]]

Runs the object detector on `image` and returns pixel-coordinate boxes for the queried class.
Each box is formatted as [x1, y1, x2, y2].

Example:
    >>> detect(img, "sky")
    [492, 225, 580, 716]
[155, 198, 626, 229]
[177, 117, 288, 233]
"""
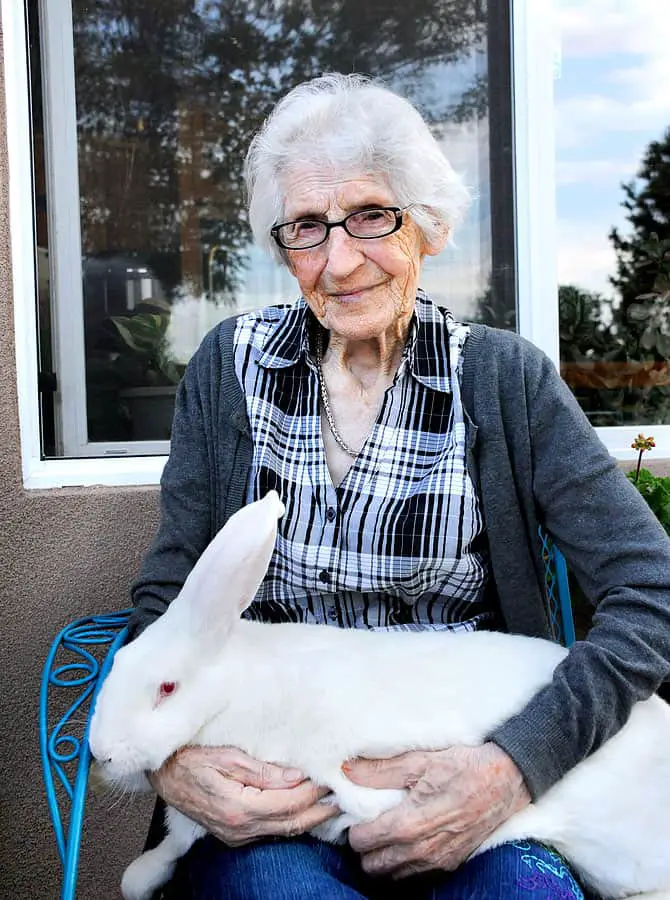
[555, 0, 670, 298]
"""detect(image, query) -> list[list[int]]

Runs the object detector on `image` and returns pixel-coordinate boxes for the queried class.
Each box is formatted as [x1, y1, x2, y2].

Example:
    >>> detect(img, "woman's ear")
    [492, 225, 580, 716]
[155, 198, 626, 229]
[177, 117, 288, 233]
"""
[422, 223, 450, 257]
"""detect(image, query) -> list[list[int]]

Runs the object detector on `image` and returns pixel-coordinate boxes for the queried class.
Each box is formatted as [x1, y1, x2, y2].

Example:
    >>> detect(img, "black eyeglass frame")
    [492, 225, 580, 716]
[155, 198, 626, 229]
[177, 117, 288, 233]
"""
[270, 205, 412, 251]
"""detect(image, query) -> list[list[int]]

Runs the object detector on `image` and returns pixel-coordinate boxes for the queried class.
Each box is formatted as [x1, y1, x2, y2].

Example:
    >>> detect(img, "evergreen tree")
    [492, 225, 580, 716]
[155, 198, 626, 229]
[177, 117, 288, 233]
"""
[609, 128, 670, 358]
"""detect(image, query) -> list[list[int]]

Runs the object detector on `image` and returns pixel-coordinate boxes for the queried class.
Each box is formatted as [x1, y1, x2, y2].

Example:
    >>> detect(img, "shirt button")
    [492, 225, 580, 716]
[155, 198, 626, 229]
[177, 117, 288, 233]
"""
[319, 569, 331, 584]
[326, 507, 336, 523]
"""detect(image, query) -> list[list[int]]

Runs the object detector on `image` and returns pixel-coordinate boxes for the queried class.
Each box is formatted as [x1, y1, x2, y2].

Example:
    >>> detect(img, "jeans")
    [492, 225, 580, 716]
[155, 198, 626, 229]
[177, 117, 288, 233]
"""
[175, 835, 587, 900]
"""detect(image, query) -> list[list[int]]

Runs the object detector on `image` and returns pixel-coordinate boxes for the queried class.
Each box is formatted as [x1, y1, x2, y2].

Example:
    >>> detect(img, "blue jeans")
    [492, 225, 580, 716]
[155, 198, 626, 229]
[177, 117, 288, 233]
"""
[175, 835, 588, 899]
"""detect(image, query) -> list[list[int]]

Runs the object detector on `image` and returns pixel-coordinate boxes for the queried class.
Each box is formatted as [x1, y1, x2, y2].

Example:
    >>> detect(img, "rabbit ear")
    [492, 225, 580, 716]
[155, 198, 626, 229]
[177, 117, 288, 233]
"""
[172, 491, 285, 632]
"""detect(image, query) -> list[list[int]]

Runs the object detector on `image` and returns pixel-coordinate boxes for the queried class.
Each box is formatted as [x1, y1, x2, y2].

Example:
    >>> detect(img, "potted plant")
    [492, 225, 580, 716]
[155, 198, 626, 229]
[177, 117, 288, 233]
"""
[109, 299, 185, 441]
[626, 434, 670, 535]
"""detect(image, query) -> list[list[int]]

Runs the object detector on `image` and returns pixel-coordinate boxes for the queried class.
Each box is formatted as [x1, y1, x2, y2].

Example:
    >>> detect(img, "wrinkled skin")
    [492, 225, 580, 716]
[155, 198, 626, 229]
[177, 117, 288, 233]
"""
[150, 743, 529, 868]
[281, 169, 447, 484]
[149, 746, 338, 846]
[346, 743, 531, 879]
[282, 168, 446, 353]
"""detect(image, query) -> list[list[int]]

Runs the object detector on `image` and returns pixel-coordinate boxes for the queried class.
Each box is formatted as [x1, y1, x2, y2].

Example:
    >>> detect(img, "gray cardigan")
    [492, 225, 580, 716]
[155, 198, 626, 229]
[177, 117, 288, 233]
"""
[130, 316, 670, 799]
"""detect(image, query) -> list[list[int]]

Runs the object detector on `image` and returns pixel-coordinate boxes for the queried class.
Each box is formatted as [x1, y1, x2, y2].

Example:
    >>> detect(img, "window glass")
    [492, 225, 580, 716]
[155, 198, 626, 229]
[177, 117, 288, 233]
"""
[555, 1, 670, 426]
[31, 0, 512, 455]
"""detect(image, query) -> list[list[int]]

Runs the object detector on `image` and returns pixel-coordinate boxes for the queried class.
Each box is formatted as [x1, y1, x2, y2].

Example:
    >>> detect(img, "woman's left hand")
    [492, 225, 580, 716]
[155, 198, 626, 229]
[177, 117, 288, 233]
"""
[345, 742, 531, 879]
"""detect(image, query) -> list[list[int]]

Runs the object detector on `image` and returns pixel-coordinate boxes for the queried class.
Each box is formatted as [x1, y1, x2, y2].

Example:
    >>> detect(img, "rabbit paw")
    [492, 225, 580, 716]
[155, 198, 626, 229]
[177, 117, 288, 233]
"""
[121, 850, 175, 900]
[311, 813, 356, 844]
[335, 782, 407, 822]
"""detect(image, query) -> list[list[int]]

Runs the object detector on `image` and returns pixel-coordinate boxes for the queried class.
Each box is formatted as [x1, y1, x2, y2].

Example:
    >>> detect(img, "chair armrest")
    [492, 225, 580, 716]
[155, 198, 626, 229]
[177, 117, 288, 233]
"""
[40, 610, 133, 900]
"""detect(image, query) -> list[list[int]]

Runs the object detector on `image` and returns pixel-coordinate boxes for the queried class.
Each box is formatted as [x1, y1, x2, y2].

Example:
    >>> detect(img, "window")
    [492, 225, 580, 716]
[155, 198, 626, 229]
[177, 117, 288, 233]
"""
[555, 0, 670, 453]
[28, 0, 512, 462]
[7, 1, 555, 485]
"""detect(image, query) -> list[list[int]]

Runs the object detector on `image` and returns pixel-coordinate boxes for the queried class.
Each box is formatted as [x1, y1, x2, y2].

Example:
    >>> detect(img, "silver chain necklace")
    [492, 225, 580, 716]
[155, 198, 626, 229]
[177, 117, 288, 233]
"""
[314, 330, 361, 458]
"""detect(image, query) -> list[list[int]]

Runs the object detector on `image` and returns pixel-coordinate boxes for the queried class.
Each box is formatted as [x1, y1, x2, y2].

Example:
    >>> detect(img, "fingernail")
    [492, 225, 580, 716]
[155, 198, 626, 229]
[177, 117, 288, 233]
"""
[283, 768, 303, 781]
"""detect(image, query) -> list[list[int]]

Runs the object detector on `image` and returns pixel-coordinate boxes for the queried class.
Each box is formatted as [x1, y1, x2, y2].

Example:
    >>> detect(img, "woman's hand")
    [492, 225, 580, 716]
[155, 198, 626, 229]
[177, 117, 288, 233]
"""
[346, 743, 531, 878]
[149, 745, 339, 846]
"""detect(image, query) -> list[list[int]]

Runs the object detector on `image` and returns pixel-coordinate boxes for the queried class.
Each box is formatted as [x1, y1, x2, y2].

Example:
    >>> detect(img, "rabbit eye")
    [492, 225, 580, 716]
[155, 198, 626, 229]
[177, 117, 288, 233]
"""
[153, 681, 179, 709]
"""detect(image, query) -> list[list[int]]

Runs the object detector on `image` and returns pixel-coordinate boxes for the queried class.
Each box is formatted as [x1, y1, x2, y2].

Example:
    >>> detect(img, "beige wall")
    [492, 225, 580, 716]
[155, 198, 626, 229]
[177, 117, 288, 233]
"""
[0, 23, 159, 899]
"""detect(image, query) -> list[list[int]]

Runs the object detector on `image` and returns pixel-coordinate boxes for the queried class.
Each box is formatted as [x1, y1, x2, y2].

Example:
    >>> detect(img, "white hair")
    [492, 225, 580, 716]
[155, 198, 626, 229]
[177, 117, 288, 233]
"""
[244, 73, 471, 263]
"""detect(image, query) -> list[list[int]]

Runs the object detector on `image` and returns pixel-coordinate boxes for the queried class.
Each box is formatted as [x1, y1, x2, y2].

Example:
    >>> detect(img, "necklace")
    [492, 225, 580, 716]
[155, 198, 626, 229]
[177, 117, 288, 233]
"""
[314, 331, 361, 458]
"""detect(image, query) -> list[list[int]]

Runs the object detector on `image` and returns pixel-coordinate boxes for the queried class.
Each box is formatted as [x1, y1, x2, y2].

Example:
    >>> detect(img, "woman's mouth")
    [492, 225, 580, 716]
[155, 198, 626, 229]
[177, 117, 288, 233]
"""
[329, 285, 375, 303]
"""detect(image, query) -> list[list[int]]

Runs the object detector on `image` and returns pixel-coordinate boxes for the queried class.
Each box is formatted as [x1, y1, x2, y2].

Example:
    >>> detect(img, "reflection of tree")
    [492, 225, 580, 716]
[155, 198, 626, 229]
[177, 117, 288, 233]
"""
[554, 129, 670, 425]
[72, 0, 487, 299]
[469, 278, 515, 330]
[610, 127, 670, 349]
[69, 0, 488, 442]
[558, 285, 619, 361]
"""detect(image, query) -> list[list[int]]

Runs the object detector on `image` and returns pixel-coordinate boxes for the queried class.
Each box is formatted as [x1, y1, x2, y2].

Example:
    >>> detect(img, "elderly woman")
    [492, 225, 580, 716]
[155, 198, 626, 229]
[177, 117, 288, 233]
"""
[129, 74, 670, 899]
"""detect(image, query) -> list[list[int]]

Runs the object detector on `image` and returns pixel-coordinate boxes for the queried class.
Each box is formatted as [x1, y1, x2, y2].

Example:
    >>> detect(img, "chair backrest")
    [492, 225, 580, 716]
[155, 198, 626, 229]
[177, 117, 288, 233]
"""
[40, 610, 132, 900]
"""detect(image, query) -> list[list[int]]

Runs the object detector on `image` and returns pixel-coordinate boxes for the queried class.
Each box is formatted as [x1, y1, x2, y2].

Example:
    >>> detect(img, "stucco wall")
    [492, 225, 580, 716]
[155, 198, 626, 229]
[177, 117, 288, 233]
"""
[0, 23, 159, 899]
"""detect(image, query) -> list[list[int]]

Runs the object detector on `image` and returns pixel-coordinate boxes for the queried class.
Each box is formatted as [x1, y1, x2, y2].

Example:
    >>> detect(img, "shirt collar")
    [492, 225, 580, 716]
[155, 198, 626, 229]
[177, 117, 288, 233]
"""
[255, 298, 312, 369]
[405, 289, 453, 394]
[256, 290, 453, 395]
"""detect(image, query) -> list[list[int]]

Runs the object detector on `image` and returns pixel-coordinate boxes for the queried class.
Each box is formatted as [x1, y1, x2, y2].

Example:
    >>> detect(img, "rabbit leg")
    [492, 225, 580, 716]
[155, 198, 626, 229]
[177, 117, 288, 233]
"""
[120, 806, 205, 900]
[310, 769, 407, 843]
[328, 771, 407, 822]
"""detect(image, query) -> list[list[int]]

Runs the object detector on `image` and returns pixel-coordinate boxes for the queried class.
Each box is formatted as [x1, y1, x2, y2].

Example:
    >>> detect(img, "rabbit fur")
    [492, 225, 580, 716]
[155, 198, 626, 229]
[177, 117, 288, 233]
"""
[89, 491, 670, 900]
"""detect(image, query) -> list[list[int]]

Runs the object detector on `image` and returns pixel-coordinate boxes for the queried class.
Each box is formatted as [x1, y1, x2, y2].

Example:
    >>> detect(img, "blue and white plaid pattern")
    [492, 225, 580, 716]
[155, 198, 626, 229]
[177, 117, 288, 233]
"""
[234, 291, 493, 631]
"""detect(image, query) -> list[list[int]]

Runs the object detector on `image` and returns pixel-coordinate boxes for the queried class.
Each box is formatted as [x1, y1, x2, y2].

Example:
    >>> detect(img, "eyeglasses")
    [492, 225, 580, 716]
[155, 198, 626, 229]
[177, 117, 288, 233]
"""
[270, 205, 412, 251]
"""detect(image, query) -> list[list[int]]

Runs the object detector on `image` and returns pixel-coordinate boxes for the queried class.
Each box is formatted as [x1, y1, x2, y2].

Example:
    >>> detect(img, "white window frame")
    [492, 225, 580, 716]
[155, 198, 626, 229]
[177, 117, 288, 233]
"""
[511, 0, 657, 460]
[3, 0, 651, 489]
[39, 0, 170, 462]
[4, 0, 168, 487]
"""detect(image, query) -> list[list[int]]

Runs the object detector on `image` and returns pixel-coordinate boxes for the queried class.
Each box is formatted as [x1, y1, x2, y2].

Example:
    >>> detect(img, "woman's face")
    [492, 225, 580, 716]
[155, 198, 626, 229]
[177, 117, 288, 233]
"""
[280, 170, 446, 344]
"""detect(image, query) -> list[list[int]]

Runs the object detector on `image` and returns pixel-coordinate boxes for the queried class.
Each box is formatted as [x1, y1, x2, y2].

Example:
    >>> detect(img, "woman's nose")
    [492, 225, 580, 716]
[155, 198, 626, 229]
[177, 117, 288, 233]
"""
[323, 227, 364, 278]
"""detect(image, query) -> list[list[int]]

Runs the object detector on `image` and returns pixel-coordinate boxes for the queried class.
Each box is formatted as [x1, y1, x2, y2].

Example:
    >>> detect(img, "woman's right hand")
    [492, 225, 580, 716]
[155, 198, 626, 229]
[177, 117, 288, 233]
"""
[148, 745, 339, 846]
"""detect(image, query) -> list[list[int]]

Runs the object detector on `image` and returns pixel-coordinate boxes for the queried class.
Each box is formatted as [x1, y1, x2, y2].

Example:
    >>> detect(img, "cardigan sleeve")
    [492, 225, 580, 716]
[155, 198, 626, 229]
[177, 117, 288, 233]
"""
[127, 330, 220, 640]
[489, 346, 670, 798]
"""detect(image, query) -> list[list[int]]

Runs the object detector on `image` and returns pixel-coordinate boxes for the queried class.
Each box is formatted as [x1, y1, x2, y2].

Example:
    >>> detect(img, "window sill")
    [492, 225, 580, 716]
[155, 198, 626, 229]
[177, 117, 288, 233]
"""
[23, 455, 166, 489]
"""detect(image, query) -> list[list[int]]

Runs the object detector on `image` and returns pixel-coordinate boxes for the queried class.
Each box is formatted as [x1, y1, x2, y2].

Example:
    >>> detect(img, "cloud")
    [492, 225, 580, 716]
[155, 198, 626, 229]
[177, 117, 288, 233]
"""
[436, 118, 489, 191]
[554, 1, 670, 147]
[557, 0, 669, 58]
[555, 87, 669, 151]
[556, 219, 619, 297]
[556, 157, 638, 186]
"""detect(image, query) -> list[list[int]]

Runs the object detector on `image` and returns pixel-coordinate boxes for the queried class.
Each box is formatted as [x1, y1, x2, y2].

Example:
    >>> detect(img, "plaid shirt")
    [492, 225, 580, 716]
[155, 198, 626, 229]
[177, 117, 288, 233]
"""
[234, 291, 493, 631]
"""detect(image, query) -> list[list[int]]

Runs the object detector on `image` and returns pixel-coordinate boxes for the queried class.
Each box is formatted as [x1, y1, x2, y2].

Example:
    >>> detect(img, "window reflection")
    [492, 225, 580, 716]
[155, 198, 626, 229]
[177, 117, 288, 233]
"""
[555, 0, 670, 426]
[32, 0, 510, 452]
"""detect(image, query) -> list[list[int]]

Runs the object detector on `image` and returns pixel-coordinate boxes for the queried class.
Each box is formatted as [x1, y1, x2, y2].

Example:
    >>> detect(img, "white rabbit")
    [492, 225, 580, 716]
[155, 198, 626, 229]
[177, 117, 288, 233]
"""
[89, 491, 670, 900]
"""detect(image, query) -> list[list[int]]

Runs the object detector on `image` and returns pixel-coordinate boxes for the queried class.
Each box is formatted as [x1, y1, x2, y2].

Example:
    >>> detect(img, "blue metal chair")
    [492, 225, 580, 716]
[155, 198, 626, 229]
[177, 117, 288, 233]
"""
[40, 611, 132, 900]
[40, 538, 575, 900]
[538, 528, 577, 648]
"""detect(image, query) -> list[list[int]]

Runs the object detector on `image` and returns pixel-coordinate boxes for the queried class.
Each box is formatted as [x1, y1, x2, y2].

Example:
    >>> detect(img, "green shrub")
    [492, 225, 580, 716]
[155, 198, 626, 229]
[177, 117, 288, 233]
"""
[626, 467, 670, 535]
